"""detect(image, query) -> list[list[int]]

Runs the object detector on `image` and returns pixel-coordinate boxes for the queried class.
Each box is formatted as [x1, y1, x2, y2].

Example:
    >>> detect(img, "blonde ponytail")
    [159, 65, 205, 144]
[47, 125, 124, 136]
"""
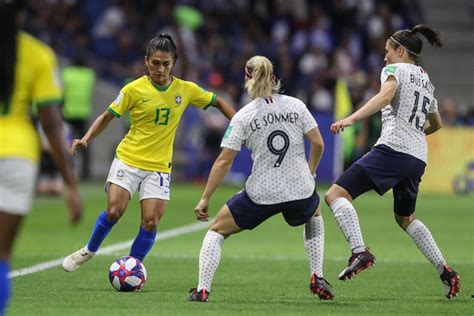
[244, 56, 281, 99]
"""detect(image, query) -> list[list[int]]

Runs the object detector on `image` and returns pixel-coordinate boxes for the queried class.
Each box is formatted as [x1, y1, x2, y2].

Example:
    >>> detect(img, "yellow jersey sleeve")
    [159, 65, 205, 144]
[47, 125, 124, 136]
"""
[32, 46, 62, 107]
[186, 82, 216, 110]
[107, 87, 134, 117]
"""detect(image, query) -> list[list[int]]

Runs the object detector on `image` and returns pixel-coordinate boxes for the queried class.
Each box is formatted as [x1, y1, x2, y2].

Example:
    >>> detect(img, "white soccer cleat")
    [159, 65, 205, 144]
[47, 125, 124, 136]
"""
[62, 247, 95, 272]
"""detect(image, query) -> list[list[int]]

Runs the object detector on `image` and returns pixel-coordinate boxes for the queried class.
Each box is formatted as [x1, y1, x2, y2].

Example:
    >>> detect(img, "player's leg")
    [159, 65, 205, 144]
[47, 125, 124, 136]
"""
[0, 212, 23, 316]
[89, 183, 129, 250]
[129, 171, 170, 261]
[393, 179, 460, 299]
[303, 205, 334, 300]
[63, 183, 130, 272]
[63, 159, 139, 272]
[63, 158, 138, 272]
[130, 198, 167, 261]
[281, 189, 334, 299]
[0, 158, 38, 314]
[304, 206, 325, 280]
[324, 164, 376, 280]
[189, 204, 242, 302]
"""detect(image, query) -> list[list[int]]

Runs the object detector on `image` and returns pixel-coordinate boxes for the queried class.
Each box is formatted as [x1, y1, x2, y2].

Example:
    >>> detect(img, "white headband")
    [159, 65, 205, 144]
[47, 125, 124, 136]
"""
[390, 36, 419, 57]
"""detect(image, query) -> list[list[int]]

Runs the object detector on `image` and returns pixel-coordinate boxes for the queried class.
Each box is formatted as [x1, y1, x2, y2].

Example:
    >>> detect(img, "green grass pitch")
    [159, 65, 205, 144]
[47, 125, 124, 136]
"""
[9, 183, 473, 315]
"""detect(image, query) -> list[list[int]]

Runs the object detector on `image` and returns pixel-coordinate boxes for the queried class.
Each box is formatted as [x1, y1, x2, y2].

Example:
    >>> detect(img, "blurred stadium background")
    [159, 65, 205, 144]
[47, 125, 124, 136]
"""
[25, 0, 474, 195]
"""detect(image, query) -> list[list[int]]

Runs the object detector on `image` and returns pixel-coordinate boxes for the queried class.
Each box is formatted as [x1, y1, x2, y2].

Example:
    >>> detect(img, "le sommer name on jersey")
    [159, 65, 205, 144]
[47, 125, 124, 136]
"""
[249, 112, 299, 132]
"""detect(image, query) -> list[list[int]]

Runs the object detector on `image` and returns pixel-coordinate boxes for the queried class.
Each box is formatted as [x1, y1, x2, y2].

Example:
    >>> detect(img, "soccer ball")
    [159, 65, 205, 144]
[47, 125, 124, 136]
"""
[108, 256, 147, 291]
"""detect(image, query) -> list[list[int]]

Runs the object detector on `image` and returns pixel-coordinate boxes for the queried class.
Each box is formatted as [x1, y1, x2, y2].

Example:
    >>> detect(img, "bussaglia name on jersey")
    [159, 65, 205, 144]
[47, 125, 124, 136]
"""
[410, 73, 434, 94]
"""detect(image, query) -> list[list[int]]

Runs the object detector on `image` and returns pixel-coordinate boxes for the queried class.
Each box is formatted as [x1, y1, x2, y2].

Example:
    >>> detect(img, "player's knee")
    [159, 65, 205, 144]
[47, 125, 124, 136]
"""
[0, 252, 10, 261]
[394, 214, 413, 230]
[209, 222, 220, 233]
[324, 190, 336, 206]
[209, 223, 228, 238]
[142, 220, 158, 231]
[106, 207, 124, 222]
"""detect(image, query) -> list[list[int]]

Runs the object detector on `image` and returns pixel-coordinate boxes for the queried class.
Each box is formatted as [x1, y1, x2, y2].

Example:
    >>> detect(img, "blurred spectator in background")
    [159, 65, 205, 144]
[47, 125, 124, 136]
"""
[62, 56, 96, 180]
[195, 71, 231, 182]
[350, 73, 382, 164]
[439, 98, 464, 127]
[36, 122, 72, 196]
[22, 1, 421, 104]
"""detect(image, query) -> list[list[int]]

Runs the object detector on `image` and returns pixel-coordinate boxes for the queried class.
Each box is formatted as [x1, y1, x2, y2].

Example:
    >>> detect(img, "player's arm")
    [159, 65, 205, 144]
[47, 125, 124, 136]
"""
[424, 111, 442, 135]
[38, 105, 82, 224]
[213, 96, 236, 120]
[331, 76, 398, 134]
[306, 127, 324, 176]
[70, 111, 115, 156]
[194, 148, 238, 221]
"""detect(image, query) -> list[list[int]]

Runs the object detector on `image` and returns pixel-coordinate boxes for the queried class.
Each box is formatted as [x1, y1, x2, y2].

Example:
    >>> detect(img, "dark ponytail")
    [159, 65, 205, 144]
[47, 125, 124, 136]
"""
[389, 24, 443, 64]
[0, 1, 19, 108]
[411, 24, 443, 48]
[145, 33, 178, 63]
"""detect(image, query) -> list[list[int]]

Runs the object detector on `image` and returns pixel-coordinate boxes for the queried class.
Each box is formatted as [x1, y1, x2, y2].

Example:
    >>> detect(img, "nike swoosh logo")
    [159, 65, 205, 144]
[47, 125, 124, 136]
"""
[142, 99, 152, 103]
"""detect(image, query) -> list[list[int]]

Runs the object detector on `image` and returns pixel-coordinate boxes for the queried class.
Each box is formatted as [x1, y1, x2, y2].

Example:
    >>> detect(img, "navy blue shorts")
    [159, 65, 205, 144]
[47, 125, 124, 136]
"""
[226, 189, 320, 230]
[336, 145, 426, 216]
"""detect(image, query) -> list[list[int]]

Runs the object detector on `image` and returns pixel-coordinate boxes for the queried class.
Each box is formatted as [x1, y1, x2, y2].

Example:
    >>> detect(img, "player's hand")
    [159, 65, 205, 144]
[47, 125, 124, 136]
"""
[330, 117, 354, 134]
[69, 139, 88, 156]
[66, 185, 82, 225]
[194, 198, 209, 221]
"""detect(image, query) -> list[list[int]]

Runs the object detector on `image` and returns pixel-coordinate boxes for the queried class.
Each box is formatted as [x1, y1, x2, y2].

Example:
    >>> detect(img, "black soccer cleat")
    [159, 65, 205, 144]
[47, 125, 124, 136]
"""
[338, 248, 376, 281]
[439, 265, 461, 300]
[188, 288, 210, 302]
[310, 273, 335, 300]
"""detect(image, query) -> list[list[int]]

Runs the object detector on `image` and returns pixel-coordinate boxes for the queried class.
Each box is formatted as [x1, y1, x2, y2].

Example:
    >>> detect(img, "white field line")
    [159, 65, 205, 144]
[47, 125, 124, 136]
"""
[8, 220, 210, 279]
[9, 219, 472, 279]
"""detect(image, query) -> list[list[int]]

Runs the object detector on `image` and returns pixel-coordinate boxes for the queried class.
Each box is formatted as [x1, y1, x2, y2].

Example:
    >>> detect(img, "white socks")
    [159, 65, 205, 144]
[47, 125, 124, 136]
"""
[329, 197, 366, 253]
[304, 216, 325, 277]
[406, 219, 446, 274]
[198, 230, 225, 292]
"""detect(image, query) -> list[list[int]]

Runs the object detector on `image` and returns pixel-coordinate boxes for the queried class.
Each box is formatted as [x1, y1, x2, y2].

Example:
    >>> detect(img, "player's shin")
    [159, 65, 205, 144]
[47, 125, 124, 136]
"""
[197, 230, 224, 292]
[329, 198, 365, 253]
[0, 260, 11, 315]
[129, 227, 157, 261]
[87, 210, 117, 252]
[304, 216, 325, 277]
[405, 220, 446, 271]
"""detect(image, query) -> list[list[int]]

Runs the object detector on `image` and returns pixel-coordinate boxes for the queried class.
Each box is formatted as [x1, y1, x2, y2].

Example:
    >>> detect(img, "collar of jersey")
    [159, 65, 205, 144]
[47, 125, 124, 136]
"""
[148, 76, 174, 92]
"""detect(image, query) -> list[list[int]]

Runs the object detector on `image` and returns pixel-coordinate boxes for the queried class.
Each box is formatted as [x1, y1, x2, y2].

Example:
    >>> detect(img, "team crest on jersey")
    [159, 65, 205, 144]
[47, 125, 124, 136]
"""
[175, 94, 182, 106]
[116, 169, 125, 179]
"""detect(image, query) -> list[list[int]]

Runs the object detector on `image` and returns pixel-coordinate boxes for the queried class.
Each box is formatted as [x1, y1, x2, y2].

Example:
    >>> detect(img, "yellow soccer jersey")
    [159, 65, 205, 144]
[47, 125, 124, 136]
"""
[0, 32, 62, 162]
[108, 75, 216, 172]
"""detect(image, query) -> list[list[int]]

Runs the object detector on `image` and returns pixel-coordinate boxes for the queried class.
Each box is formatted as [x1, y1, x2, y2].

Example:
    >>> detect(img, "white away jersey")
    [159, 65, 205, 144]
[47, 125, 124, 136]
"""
[222, 94, 318, 204]
[374, 63, 438, 163]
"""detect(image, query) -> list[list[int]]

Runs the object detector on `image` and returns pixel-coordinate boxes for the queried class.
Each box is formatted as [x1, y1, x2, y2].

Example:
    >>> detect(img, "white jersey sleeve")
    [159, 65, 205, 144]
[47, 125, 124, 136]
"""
[221, 114, 246, 151]
[375, 63, 436, 163]
[380, 64, 401, 85]
[301, 104, 318, 134]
